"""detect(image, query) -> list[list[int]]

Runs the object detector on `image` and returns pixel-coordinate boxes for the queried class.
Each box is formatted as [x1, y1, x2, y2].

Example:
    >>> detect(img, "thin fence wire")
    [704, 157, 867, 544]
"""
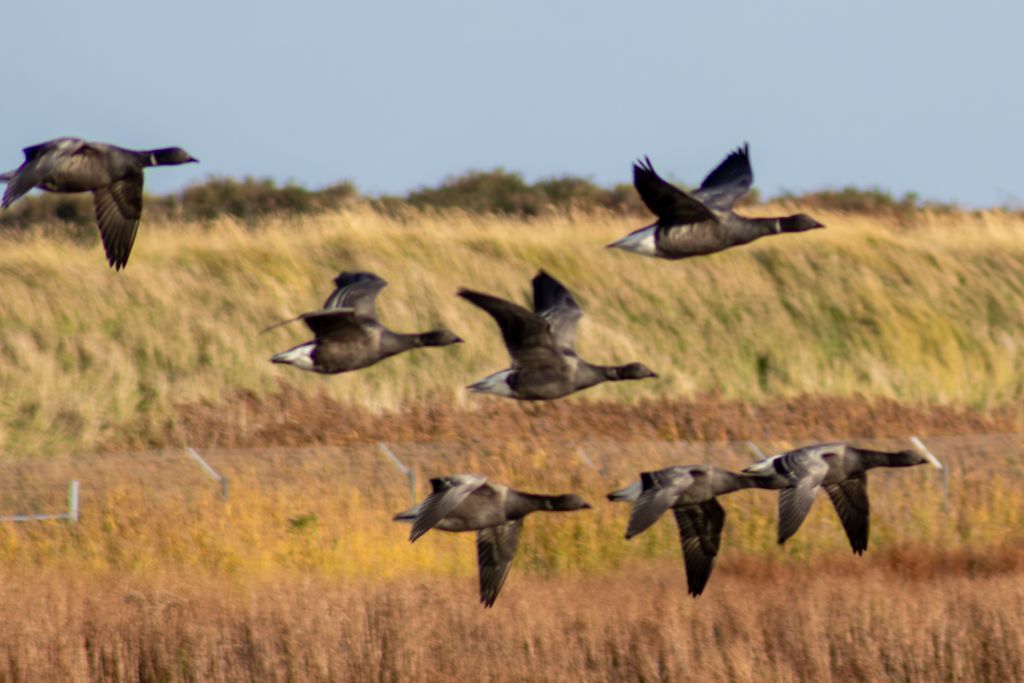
[0, 432, 1017, 512]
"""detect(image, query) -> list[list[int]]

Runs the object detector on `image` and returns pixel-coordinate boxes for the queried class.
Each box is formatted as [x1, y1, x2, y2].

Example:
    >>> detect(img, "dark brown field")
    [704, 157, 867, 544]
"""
[156, 387, 1024, 451]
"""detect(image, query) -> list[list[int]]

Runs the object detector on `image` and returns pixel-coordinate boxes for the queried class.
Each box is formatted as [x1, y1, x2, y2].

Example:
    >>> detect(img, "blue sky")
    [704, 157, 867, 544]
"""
[3, 0, 1021, 206]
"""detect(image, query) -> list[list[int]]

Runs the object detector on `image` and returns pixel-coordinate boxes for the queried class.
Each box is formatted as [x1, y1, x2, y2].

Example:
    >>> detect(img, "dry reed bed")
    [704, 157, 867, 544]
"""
[1, 434, 1020, 575]
[1, 558, 1021, 682]
[3, 207, 1024, 457]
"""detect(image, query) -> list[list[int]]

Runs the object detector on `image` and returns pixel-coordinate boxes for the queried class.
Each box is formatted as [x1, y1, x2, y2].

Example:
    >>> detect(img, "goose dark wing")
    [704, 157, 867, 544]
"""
[625, 469, 690, 539]
[322, 272, 388, 319]
[408, 474, 487, 542]
[633, 157, 717, 225]
[532, 270, 582, 351]
[476, 519, 523, 607]
[458, 289, 555, 357]
[777, 475, 823, 545]
[93, 174, 143, 270]
[825, 476, 870, 554]
[692, 143, 753, 212]
[299, 308, 363, 338]
[673, 498, 726, 596]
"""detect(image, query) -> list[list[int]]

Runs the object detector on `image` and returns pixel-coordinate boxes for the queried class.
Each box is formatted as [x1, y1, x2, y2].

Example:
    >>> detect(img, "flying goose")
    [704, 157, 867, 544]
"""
[270, 271, 462, 374]
[458, 270, 657, 400]
[394, 474, 592, 607]
[1, 138, 198, 269]
[608, 144, 823, 259]
[609, 465, 781, 596]
[743, 443, 939, 554]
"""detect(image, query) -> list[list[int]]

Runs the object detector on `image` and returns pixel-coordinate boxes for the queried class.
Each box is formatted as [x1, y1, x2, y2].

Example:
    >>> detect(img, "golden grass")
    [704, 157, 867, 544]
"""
[1, 434, 1020, 577]
[0, 434, 1021, 680]
[2, 206, 1024, 456]
[2, 560, 1022, 682]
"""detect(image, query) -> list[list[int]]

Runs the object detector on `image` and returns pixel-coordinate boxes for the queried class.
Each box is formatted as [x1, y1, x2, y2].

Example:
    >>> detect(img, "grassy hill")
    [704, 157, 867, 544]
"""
[3, 205, 1024, 679]
[1, 205, 1024, 456]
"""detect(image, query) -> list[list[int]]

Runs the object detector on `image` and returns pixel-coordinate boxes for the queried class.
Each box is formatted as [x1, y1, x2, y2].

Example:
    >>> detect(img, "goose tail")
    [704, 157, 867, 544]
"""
[270, 342, 316, 370]
[606, 481, 641, 503]
[392, 502, 423, 523]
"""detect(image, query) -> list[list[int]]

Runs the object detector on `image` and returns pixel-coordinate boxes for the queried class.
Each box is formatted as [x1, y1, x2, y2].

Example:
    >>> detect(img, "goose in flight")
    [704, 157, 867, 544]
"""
[743, 442, 939, 554]
[394, 474, 591, 607]
[1, 138, 197, 269]
[270, 271, 462, 374]
[458, 270, 656, 400]
[609, 465, 781, 596]
[608, 143, 823, 259]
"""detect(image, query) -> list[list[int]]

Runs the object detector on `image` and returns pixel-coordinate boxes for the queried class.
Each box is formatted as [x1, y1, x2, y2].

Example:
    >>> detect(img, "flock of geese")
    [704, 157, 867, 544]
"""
[1, 137, 940, 606]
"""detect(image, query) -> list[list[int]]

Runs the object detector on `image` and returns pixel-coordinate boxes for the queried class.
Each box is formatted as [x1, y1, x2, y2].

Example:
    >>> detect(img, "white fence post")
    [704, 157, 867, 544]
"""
[577, 448, 603, 476]
[910, 436, 948, 513]
[67, 480, 79, 523]
[0, 480, 80, 523]
[378, 443, 416, 504]
[747, 441, 767, 461]
[186, 448, 229, 501]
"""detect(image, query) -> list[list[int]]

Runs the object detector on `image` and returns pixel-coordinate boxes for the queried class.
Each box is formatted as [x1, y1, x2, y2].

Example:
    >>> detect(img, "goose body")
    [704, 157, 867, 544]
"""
[609, 144, 823, 260]
[270, 271, 462, 375]
[394, 474, 591, 606]
[610, 465, 779, 595]
[743, 443, 935, 554]
[1, 138, 197, 269]
[459, 270, 656, 400]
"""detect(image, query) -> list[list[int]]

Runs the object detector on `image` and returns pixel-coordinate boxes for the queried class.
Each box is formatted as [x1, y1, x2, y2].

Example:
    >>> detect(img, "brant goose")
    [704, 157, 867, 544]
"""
[270, 271, 462, 374]
[1, 138, 198, 269]
[743, 443, 939, 554]
[458, 270, 656, 400]
[609, 465, 781, 596]
[608, 144, 823, 259]
[394, 474, 592, 607]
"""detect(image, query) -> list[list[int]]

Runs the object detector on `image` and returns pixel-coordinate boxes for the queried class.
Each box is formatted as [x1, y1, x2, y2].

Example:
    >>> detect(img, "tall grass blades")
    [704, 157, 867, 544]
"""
[2, 206, 1024, 457]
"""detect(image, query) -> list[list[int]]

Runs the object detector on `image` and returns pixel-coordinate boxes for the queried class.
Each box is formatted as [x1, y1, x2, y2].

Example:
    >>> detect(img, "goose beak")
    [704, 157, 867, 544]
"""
[188, 156, 199, 163]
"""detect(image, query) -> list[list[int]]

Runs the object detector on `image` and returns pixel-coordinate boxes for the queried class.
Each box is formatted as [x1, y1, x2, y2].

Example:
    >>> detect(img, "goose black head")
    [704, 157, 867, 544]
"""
[546, 494, 592, 511]
[616, 362, 658, 381]
[779, 214, 825, 232]
[150, 147, 199, 166]
[419, 329, 463, 347]
[893, 449, 929, 467]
